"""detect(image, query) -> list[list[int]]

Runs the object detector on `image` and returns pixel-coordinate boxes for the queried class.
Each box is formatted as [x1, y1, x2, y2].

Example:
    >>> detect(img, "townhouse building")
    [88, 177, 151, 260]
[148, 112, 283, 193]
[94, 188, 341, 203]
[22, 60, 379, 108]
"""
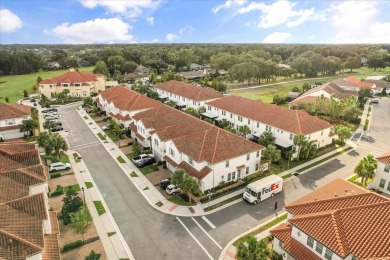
[205, 96, 333, 154]
[39, 68, 106, 98]
[154, 80, 224, 110]
[271, 178, 390, 260]
[368, 151, 390, 195]
[0, 141, 60, 259]
[97, 86, 162, 127]
[129, 106, 264, 192]
[0, 103, 31, 140]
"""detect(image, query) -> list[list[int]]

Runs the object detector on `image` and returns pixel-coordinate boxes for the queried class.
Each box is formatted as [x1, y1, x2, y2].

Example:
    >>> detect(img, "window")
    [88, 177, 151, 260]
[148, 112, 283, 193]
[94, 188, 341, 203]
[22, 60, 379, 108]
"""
[387, 182, 390, 191]
[222, 111, 226, 116]
[256, 151, 260, 157]
[75, 83, 81, 87]
[154, 139, 159, 146]
[246, 167, 249, 175]
[316, 242, 323, 254]
[246, 154, 250, 160]
[41, 85, 44, 89]
[278, 239, 283, 248]
[321, 131, 324, 136]
[169, 148, 175, 156]
[188, 157, 193, 165]
[208, 106, 211, 111]
[384, 164, 390, 172]
[379, 178, 386, 188]
[257, 122, 259, 128]
[221, 175, 224, 179]
[248, 119, 250, 124]
[324, 248, 333, 260]
[49, 85, 52, 89]
[83, 91, 87, 97]
[266, 125, 269, 131]
[227, 173, 231, 181]
[230, 113, 233, 118]
[232, 171, 236, 179]
[183, 97, 185, 101]
[238, 116, 243, 122]
[290, 133, 294, 140]
[193, 101, 196, 105]
[225, 160, 229, 167]
[62, 83, 69, 87]
[255, 164, 259, 171]
[307, 236, 314, 248]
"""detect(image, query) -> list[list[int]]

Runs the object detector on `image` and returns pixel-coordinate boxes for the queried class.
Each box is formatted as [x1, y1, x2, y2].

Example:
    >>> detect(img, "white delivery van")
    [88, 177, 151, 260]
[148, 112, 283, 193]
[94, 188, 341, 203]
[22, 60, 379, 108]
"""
[243, 175, 283, 204]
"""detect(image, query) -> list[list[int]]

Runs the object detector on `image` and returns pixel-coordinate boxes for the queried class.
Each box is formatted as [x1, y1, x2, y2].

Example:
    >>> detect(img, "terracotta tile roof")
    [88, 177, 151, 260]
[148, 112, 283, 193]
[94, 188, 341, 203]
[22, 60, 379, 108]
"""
[289, 96, 319, 107]
[42, 234, 60, 260]
[289, 202, 390, 259]
[271, 223, 321, 260]
[289, 178, 369, 206]
[207, 96, 332, 135]
[48, 212, 59, 235]
[0, 103, 31, 120]
[133, 105, 264, 164]
[155, 80, 224, 101]
[0, 147, 41, 173]
[100, 86, 162, 112]
[109, 112, 131, 121]
[377, 151, 390, 164]
[163, 155, 212, 179]
[344, 77, 375, 88]
[40, 70, 103, 84]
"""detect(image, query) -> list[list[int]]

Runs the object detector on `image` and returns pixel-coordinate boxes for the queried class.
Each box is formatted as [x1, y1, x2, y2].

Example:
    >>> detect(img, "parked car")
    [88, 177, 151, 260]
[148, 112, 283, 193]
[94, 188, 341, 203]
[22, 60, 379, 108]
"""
[102, 124, 110, 131]
[159, 178, 171, 189]
[51, 126, 64, 132]
[131, 154, 155, 167]
[52, 120, 62, 126]
[372, 98, 379, 104]
[49, 162, 71, 172]
[45, 115, 60, 120]
[44, 112, 58, 118]
[166, 184, 181, 195]
[42, 108, 57, 113]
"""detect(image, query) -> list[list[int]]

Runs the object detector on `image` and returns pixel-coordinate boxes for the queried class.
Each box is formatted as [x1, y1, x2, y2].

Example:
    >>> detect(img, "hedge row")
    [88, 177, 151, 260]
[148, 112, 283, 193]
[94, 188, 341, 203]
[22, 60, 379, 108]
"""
[62, 240, 83, 252]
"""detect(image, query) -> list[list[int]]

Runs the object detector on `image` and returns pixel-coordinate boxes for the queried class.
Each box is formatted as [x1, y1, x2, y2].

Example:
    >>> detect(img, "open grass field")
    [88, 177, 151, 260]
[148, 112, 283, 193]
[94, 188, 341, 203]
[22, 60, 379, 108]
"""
[232, 67, 390, 103]
[0, 66, 94, 103]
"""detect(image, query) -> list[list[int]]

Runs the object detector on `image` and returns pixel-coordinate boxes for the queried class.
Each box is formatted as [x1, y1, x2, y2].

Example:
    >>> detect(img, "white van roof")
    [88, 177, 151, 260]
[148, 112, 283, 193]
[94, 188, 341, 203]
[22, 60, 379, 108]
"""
[248, 175, 283, 190]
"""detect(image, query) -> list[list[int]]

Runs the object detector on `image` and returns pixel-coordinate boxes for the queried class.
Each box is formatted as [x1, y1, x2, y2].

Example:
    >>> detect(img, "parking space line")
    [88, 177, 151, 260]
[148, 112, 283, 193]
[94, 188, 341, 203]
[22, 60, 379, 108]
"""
[176, 217, 214, 260]
[192, 217, 222, 250]
[201, 216, 216, 229]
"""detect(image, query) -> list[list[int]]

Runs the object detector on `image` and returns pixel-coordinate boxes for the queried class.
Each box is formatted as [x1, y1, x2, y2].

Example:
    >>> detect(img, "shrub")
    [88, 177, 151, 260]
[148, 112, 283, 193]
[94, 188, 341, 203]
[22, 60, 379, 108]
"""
[62, 240, 84, 252]
[51, 172, 61, 178]
[51, 185, 64, 197]
[151, 162, 159, 171]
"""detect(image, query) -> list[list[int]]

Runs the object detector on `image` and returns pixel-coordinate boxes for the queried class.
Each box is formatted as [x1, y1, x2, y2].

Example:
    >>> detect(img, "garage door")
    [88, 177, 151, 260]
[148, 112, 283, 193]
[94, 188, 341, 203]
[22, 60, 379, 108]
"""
[1, 130, 24, 140]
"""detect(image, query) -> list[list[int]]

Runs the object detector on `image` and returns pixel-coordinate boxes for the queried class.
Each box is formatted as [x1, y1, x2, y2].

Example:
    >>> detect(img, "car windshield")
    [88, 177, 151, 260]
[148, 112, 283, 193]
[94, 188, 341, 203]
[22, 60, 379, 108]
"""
[246, 187, 257, 197]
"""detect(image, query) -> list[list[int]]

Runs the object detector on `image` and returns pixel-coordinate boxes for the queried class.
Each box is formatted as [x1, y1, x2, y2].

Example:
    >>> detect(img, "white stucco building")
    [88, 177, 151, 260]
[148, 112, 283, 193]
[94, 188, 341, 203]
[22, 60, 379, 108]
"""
[368, 151, 390, 195]
[0, 103, 31, 140]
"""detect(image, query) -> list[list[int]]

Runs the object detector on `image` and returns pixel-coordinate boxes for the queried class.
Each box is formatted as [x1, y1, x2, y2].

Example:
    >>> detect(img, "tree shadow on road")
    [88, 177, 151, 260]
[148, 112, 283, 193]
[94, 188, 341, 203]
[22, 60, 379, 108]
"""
[347, 150, 360, 157]
[360, 135, 375, 143]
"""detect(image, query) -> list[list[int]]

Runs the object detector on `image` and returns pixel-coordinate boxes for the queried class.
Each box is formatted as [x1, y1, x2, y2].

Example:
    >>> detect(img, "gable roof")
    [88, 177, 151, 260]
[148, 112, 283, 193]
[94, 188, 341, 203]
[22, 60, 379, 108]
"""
[344, 77, 375, 88]
[100, 86, 163, 112]
[40, 70, 103, 84]
[0, 103, 31, 120]
[289, 96, 319, 107]
[155, 80, 223, 101]
[377, 150, 390, 164]
[291, 82, 357, 103]
[207, 96, 332, 135]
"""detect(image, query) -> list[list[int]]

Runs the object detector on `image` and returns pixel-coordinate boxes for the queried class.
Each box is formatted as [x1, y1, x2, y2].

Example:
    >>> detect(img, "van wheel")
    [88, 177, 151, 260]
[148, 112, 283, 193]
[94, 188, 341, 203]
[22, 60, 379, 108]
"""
[66, 167, 70, 170]
[172, 192, 176, 196]
[271, 193, 275, 197]
[253, 201, 257, 205]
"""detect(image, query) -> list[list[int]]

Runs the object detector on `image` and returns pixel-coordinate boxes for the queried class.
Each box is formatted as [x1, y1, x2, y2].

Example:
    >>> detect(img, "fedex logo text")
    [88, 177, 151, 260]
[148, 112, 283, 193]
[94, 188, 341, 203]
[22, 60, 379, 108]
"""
[262, 183, 279, 195]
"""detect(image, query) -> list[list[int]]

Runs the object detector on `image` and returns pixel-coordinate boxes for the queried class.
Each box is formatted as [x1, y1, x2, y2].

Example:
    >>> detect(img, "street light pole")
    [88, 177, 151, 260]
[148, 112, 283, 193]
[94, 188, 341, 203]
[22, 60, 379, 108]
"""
[81, 187, 85, 205]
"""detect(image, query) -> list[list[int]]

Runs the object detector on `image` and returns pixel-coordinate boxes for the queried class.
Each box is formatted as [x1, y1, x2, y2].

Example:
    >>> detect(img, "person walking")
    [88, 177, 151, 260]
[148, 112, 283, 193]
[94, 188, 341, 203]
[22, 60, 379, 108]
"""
[274, 201, 278, 210]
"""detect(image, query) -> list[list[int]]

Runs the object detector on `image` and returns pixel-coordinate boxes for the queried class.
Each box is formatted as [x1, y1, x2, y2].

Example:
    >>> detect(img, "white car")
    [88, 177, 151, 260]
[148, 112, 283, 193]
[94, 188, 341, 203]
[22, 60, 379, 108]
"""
[45, 115, 60, 120]
[102, 124, 110, 131]
[166, 184, 181, 195]
[49, 162, 71, 172]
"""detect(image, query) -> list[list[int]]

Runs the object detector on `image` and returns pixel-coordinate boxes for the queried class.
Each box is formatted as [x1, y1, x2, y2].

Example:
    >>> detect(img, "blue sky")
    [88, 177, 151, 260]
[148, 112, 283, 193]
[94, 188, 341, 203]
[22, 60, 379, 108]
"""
[1, 0, 389, 44]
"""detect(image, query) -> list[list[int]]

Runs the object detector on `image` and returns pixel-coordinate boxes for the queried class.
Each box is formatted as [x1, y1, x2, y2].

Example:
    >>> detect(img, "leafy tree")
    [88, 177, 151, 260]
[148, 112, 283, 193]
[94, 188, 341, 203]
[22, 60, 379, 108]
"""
[70, 206, 92, 243]
[121, 61, 138, 74]
[43, 119, 56, 134]
[382, 87, 387, 96]
[198, 106, 206, 114]
[258, 131, 276, 147]
[36, 76, 43, 84]
[262, 145, 281, 172]
[354, 155, 378, 186]
[291, 57, 311, 76]
[237, 235, 269, 260]
[166, 100, 176, 107]
[238, 125, 250, 137]
[218, 119, 230, 129]
[344, 56, 361, 72]
[272, 95, 285, 105]
[132, 140, 142, 157]
[85, 250, 101, 260]
[224, 125, 237, 134]
[93, 61, 108, 76]
[335, 125, 351, 145]
[184, 107, 199, 117]
[302, 82, 311, 93]
[23, 89, 29, 98]
[19, 119, 38, 137]
[293, 134, 306, 160]
[301, 141, 318, 160]
[62, 189, 83, 225]
[83, 97, 93, 107]
[171, 169, 201, 203]
[49, 134, 68, 159]
[367, 49, 388, 71]
[5, 97, 9, 103]
[291, 86, 301, 93]
[107, 55, 125, 74]
[359, 87, 373, 99]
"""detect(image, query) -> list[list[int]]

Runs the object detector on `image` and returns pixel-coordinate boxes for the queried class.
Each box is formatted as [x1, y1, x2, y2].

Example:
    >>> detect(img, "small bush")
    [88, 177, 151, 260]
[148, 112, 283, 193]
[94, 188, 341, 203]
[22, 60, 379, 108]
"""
[62, 240, 84, 252]
[51, 185, 64, 197]
[51, 172, 61, 178]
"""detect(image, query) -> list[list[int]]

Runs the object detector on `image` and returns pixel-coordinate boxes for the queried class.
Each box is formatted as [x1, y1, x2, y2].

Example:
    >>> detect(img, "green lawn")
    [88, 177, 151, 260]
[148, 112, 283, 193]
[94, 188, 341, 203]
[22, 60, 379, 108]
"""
[107, 232, 116, 237]
[85, 182, 93, 189]
[63, 184, 80, 193]
[130, 171, 138, 177]
[105, 130, 119, 142]
[97, 132, 106, 141]
[168, 196, 196, 206]
[93, 201, 106, 216]
[73, 153, 81, 163]
[117, 156, 126, 163]
[0, 66, 93, 103]
[140, 166, 154, 175]
[59, 152, 70, 164]
[232, 67, 390, 103]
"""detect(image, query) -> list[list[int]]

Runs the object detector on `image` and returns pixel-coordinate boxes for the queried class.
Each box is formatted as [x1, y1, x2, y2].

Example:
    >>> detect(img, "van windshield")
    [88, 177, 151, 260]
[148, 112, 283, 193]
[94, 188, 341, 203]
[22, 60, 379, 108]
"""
[246, 187, 258, 198]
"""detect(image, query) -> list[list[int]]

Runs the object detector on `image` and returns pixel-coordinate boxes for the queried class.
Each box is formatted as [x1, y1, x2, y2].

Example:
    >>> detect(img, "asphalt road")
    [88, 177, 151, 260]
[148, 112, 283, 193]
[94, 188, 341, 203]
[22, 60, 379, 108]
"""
[57, 98, 390, 260]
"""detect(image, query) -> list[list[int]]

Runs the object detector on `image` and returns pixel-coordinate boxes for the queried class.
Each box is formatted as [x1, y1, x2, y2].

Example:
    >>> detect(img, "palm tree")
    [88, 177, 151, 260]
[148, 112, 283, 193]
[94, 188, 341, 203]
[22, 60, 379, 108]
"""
[37, 132, 53, 154]
[43, 120, 56, 134]
[293, 134, 306, 160]
[50, 134, 68, 160]
[19, 119, 38, 137]
[237, 235, 269, 260]
[258, 131, 276, 147]
[335, 125, 351, 145]
[262, 145, 281, 172]
[218, 118, 230, 129]
[354, 155, 378, 186]
[239, 125, 250, 138]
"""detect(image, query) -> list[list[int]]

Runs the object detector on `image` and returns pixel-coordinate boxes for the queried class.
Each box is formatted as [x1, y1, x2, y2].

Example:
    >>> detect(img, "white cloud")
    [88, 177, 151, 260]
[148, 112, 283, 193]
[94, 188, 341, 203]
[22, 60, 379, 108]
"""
[212, 0, 247, 14]
[51, 18, 134, 44]
[0, 9, 22, 33]
[146, 17, 155, 25]
[152, 38, 160, 43]
[330, 1, 378, 30]
[166, 33, 180, 41]
[79, 0, 161, 18]
[238, 1, 325, 28]
[179, 25, 194, 35]
[333, 22, 390, 43]
[263, 32, 292, 43]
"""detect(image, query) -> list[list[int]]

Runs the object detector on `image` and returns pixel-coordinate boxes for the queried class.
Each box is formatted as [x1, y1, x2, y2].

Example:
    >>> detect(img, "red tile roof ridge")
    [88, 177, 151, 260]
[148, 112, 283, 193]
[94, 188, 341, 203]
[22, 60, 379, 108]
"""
[330, 211, 350, 255]
[16, 167, 47, 183]
[0, 229, 43, 251]
[211, 128, 221, 163]
[295, 110, 302, 133]
[3, 193, 48, 220]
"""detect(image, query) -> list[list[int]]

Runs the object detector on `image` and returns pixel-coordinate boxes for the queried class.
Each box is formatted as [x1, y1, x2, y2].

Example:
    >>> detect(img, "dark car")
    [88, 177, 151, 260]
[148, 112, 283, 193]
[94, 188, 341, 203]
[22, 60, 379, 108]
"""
[41, 108, 57, 113]
[30, 98, 36, 102]
[52, 120, 62, 126]
[51, 126, 63, 132]
[159, 178, 171, 189]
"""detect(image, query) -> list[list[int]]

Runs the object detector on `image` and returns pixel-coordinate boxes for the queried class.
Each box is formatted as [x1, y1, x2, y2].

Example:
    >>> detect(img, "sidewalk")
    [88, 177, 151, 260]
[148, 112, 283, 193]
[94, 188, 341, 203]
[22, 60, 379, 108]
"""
[351, 99, 371, 142]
